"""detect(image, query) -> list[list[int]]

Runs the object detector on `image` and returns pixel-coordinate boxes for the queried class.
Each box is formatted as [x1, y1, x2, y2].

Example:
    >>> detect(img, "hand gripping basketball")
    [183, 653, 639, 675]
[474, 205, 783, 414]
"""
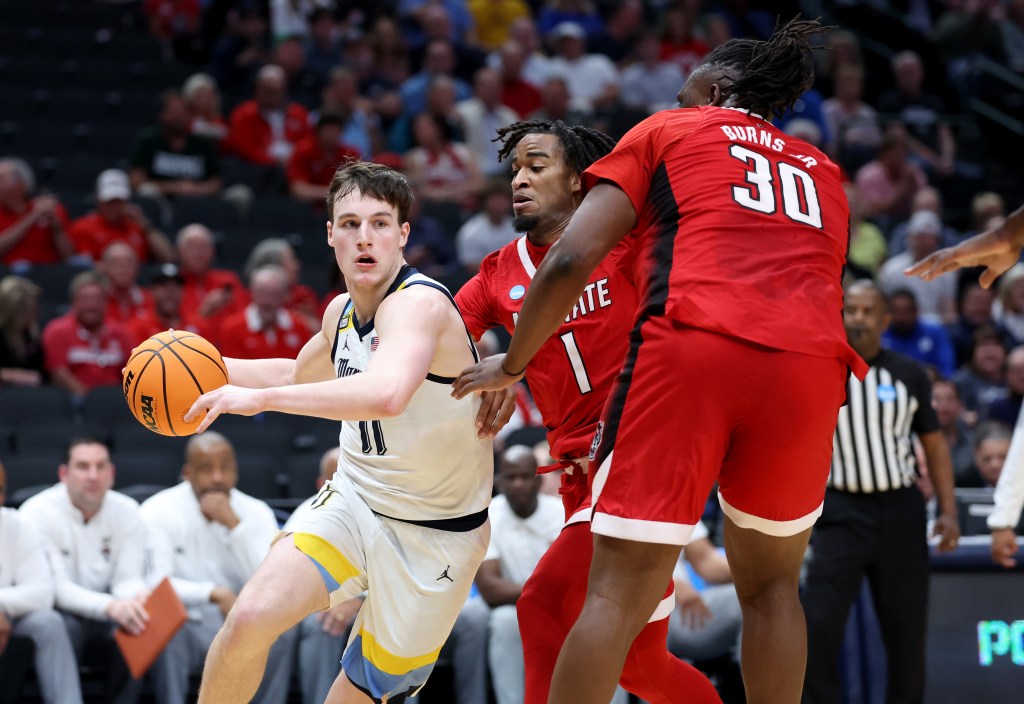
[122, 330, 228, 436]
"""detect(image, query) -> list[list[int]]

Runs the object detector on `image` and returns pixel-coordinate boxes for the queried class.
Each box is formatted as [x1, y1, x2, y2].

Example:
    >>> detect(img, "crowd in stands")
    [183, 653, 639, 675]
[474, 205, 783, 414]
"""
[2, 0, 1024, 701]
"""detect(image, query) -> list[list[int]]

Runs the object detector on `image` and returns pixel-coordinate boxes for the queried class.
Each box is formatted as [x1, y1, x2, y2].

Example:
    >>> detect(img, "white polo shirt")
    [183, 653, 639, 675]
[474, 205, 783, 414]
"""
[0, 507, 55, 618]
[140, 482, 278, 619]
[19, 484, 147, 620]
[484, 493, 563, 586]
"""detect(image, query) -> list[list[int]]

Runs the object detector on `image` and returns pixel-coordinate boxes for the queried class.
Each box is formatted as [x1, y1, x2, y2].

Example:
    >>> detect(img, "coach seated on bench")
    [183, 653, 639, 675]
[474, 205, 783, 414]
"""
[141, 432, 295, 704]
[0, 459, 82, 704]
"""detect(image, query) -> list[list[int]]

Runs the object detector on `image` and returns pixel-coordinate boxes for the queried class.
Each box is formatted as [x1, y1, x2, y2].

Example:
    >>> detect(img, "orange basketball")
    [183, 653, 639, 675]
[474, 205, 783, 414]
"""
[122, 330, 228, 436]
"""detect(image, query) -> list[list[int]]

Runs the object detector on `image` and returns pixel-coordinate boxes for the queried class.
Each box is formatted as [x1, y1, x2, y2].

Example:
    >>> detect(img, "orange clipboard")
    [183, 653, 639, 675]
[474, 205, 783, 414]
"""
[113, 577, 188, 679]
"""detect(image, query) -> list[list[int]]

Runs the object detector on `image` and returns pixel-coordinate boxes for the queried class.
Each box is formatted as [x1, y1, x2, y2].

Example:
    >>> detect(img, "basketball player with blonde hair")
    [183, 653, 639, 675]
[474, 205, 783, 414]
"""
[184, 161, 514, 704]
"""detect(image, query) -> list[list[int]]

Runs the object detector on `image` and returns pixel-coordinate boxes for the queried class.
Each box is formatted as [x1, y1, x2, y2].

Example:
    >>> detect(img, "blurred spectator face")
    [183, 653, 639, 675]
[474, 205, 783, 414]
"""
[250, 268, 288, 324]
[972, 192, 1006, 229]
[509, 17, 539, 54]
[887, 293, 918, 335]
[497, 446, 541, 517]
[161, 95, 191, 136]
[412, 114, 444, 149]
[908, 230, 940, 260]
[554, 35, 585, 60]
[102, 243, 139, 290]
[421, 4, 453, 42]
[835, 65, 864, 102]
[829, 32, 861, 69]
[635, 34, 661, 65]
[973, 338, 1006, 378]
[309, 10, 335, 46]
[474, 68, 503, 107]
[0, 162, 28, 204]
[256, 68, 288, 111]
[426, 77, 457, 115]
[375, 91, 403, 119]
[893, 53, 924, 94]
[325, 69, 357, 109]
[274, 38, 306, 79]
[1007, 278, 1024, 314]
[60, 442, 115, 516]
[72, 282, 108, 331]
[912, 187, 942, 215]
[499, 40, 526, 79]
[483, 187, 510, 222]
[878, 139, 908, 172]
[664, 7, 695, 42]
[931, 381, 962, 429]
[151, 278, 183, 318]
[187, 82, 220, 119]
[424, 41, 456, 75]
[611, 0, 644, 33]
[239, 11, 268, 41]
[706, 16, 732, 49]
[184, 436, 238, 498]
[97, 197, 129, 224]
[976, 436, 1010, 486]
[177, 225, 215, 274]
[541, 77, 570, 116]
[316, 122, 343, 153]
[1007, 348, 1024, 394]
[960, 283, 994, 325]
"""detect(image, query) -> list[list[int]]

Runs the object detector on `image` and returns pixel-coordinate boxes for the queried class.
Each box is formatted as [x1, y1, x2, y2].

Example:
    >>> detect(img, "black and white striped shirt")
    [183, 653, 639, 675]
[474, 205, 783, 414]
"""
[830, 349, 939, 493]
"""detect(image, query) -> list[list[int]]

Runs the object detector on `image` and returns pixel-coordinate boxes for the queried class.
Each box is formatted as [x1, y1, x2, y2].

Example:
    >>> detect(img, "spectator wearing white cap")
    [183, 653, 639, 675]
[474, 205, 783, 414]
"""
[69, 170, 174, 264]
[544, 21, 619, 111]
[879, 210, 957, 324]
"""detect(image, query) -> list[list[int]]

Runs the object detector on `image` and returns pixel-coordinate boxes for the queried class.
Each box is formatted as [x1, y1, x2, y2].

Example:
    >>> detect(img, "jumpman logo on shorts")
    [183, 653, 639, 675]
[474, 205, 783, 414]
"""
[436, 565, 454, 582]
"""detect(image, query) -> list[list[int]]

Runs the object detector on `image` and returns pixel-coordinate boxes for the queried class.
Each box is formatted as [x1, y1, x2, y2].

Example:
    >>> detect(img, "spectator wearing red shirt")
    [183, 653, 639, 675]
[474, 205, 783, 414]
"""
[286, 114, 360, 205]
[69, 170, 175, 263]
[219, 265, 311, 360]
[176, 224, 248, 335]
[659, 6, 709, 79]
[495, 40, 543, 118]
[100, 242, 154, 326]
[0, 158, 73, 266]
[226, 64, 312, 166]
[42, 271, 133, 397]
[127, 263, 208, 345]
[244, 238, 319, 329]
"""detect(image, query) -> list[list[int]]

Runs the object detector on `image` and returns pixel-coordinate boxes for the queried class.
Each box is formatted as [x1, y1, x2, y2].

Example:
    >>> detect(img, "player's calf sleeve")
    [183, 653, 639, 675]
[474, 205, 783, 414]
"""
[518, 526, 591, 704]
[618, 617, 723, 704]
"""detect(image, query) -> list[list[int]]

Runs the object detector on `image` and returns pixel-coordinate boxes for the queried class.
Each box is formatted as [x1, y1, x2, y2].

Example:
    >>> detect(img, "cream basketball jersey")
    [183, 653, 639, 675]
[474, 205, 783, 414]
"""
[330, 266, 493, 523]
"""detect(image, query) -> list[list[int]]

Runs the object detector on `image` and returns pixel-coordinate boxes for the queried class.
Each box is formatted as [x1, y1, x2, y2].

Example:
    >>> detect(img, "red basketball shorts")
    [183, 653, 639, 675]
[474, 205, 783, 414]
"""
[590, 316, 847, 544]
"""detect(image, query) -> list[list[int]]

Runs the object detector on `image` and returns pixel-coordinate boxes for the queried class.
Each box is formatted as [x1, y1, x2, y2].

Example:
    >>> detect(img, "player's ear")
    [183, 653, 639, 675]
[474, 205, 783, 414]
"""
[707, 83, 722, 106]
[399, 221, 410, 248]
[57, 464, 68, 483]
[326, 221, 335, 247]
[569, 171, 581, 198]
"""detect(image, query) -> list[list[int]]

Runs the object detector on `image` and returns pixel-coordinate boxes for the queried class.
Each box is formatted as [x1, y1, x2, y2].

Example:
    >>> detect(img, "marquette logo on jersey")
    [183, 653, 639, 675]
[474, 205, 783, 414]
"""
[140, 394, 159, 433]
[877, 385, 897, 403]
[337, 357, 364, 378]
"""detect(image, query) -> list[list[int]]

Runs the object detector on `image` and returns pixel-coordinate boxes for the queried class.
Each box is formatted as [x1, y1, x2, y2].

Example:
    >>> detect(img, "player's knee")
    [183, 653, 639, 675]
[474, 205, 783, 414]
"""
[733, 573, 798, 609]
[222, 593, 282, 647]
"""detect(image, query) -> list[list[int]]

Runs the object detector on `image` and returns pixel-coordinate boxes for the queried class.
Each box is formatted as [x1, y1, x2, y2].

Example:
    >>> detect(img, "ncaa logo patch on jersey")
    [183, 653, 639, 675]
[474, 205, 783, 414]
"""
[509, 285, 526, 300]
[877, 385, 897, 403]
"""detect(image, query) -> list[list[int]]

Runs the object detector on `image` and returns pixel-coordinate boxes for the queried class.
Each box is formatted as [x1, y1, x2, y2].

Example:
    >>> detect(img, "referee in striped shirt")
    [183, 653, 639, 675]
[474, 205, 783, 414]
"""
[802, 280, 960, 704]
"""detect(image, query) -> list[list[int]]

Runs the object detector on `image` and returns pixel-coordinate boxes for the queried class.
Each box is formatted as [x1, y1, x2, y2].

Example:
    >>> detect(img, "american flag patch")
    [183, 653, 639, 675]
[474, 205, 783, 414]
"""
[370, 336, 380, 351]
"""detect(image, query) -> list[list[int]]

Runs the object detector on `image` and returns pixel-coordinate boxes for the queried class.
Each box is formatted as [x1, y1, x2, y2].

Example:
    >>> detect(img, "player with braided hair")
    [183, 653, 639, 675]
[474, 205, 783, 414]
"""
[455, 120, 720, 704]
[455, 18, 867, 704]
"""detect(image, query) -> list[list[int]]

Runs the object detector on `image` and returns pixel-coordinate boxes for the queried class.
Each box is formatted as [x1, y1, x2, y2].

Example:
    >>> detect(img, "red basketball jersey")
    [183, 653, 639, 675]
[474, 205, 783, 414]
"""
[583, 105, 866, 378]
[456, 236, 639, 461]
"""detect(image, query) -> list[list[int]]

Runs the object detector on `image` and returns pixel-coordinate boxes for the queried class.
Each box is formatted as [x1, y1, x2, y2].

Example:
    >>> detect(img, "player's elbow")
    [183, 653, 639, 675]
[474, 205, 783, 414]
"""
[374, 383, 412, 419]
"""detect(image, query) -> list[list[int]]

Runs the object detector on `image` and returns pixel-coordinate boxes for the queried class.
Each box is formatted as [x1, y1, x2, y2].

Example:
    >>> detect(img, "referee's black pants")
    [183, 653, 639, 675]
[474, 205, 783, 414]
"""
[801, 487, 929, 704]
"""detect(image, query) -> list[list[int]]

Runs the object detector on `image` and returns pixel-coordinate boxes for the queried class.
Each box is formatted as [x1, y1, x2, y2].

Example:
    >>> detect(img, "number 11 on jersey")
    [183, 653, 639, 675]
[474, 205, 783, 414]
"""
[560, 331, 592, 394]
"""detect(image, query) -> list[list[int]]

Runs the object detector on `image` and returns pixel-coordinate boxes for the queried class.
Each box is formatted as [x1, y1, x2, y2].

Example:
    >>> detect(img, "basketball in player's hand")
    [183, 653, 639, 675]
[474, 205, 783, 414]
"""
[123, 330, 228, 436]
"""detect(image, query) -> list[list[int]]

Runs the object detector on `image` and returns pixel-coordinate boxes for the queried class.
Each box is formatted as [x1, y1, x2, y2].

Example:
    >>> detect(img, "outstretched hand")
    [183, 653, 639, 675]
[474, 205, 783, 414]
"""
[475, 386, 518, 438]
[185, 385, 265, 434]
[452, 354, 524, 399]
[905, 231, 1019, 289]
